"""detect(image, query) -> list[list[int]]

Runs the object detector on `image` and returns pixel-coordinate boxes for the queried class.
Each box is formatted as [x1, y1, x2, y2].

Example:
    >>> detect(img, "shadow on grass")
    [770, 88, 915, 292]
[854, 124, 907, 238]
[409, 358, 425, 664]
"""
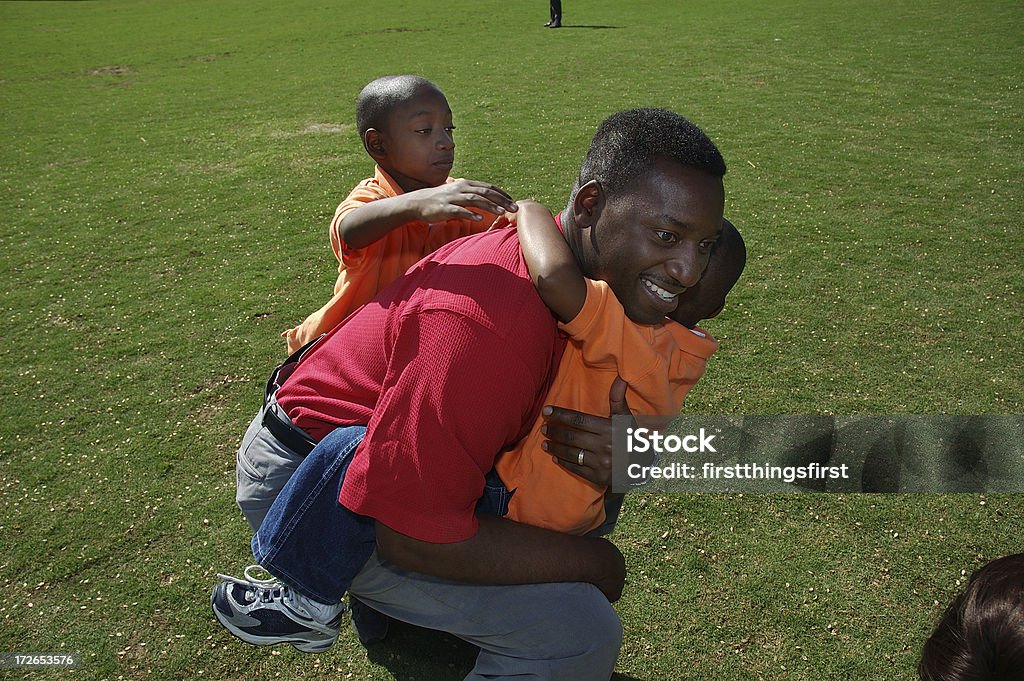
[365, 620, 477, 680]
[365, 619, 645, 680]
[557, 25, 623, 29]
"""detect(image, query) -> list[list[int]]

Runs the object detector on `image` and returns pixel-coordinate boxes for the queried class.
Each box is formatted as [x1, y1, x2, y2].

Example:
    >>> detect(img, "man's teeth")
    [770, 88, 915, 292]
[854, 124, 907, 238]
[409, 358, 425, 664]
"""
[643, 278, 678, 302]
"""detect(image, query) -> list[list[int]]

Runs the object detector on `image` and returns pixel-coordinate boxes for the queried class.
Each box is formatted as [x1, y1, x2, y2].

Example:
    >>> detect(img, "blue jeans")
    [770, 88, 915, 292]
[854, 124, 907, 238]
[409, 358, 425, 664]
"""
[253, 424, 621, 680]
[252, 425, 372, 604]
[253, 424, 515, 604]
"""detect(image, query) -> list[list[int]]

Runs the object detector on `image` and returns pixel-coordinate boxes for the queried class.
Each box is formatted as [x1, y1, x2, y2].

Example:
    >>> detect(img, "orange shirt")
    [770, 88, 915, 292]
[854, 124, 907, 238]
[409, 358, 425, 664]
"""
[496, 278, 719, 535]
[283, 166, 499, 353]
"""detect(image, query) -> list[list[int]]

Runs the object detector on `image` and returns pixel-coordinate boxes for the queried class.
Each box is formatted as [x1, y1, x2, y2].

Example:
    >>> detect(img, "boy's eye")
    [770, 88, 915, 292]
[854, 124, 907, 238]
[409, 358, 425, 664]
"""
[654, 230, 678, 243]
[699, 234, 722, 251]
[416, 128, 432, 134]
[445, 126, 456, 133]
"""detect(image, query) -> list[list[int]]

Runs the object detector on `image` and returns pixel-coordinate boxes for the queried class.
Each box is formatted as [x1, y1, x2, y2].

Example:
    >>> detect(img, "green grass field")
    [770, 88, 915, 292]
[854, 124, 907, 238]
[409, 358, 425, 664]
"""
[1, 0, 1021, 678]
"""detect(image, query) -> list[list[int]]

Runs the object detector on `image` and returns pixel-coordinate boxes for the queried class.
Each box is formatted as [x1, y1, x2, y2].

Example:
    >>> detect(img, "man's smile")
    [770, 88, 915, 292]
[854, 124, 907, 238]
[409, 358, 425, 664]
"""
[642, 275, 682, 302]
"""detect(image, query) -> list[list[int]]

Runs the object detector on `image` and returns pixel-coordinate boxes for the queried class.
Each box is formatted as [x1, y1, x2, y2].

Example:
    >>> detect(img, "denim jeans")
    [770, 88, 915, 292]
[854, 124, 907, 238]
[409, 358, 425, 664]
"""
[253, 423, 622, 680]
[253, 424, 515, 604]
[252, 425, 372, 604]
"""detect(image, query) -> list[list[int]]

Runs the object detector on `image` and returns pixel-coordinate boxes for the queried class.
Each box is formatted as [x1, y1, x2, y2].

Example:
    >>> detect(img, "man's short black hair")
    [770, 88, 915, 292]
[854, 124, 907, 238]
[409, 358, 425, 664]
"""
[576, 108, 727, 200]
[355, 75, 440, 135]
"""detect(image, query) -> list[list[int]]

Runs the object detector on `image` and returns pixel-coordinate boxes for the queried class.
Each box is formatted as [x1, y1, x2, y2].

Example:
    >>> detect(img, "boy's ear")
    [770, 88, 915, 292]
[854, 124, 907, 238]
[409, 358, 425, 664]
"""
[572, 180, 604, 229]
[362, 129, 387, 160]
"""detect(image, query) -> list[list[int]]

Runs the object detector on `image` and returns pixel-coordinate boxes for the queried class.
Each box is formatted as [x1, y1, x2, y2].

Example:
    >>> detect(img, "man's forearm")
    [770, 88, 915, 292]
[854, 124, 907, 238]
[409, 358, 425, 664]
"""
[375, 513, 626, 601]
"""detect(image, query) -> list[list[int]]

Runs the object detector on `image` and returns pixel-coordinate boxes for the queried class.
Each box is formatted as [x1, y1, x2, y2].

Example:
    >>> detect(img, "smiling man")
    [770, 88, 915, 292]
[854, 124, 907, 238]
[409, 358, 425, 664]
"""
[568, 160, 725, 325]
[213, 108, 727, 681]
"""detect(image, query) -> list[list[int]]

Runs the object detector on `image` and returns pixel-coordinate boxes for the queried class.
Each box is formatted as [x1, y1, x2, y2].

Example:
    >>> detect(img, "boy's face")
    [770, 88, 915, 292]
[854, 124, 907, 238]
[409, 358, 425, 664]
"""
[668, 278, 728, 329]
[580, 160, 725, 325]
[375, 86, 456, 192]
[669, 219, 743, 328]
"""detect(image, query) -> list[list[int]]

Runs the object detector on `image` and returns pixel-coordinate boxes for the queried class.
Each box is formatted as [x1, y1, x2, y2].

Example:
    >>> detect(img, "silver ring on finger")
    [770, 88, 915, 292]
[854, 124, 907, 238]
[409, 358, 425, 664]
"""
[577, 448, 586, 466]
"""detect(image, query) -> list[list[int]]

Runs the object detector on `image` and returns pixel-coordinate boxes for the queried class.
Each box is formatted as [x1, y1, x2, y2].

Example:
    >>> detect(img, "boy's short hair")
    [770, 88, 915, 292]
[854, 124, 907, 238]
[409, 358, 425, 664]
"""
[356, 75, 440, 135]
[574, 108, 727, 202]
[670, 218, 746, 328]
[919, 553, 1024, 681]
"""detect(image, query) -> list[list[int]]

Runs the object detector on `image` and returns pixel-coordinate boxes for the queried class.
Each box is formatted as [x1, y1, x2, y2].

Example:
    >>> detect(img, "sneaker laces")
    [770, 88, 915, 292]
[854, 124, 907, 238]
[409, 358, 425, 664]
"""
[216, 565, 312, 617]
[216, 564, 280, 589]
[216, 565, 344, 624]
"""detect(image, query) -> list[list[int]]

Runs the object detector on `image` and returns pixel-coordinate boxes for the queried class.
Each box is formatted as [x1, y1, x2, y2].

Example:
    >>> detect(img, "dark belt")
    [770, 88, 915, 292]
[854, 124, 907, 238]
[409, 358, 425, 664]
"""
[261, 335, 325, 458]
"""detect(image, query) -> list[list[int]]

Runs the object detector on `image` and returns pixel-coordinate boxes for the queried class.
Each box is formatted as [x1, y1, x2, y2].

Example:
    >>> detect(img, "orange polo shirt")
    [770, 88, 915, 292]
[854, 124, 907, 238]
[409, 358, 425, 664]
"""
[283, 166, 500, 353]
[496, 278, 719, 535]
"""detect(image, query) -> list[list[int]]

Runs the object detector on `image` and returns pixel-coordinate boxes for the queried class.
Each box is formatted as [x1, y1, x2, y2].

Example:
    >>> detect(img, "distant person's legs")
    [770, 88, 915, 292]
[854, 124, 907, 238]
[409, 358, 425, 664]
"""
[546, 0, 562, 27]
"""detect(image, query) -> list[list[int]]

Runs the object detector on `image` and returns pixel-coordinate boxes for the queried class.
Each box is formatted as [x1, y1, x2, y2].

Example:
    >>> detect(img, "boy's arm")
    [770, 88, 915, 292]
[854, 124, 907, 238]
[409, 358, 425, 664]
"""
[516, 201, 587, 323]
[338, 180, 518, 250]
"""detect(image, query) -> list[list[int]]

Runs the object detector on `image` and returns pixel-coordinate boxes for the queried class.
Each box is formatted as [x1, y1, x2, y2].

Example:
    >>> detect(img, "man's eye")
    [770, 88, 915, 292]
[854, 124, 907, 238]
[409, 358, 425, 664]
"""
[446, 125, 456, 133]
[655, 231, 677, 243]
[416, 129, 431, 134]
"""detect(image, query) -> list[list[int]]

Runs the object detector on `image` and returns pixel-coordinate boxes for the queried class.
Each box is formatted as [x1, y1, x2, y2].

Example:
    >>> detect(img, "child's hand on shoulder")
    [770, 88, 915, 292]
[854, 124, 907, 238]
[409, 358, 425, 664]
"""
[411, 180, 518, 223]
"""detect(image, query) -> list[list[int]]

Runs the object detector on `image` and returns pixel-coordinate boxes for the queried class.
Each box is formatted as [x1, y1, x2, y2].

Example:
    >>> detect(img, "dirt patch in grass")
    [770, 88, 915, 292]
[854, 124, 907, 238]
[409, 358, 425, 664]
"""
[354, 27, 426, 36]
[187, 52, 233, 63]
[298, 122, 351, 135]
[89, 65, 135, 76]
[271, 122, 353, 138]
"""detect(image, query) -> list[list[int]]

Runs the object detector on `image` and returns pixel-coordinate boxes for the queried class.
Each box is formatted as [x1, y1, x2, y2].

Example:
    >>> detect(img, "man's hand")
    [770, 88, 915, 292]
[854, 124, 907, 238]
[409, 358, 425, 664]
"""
[411, 180, 518, 223]
[592, 539, 627, 602]
[540, 376, 635, 486]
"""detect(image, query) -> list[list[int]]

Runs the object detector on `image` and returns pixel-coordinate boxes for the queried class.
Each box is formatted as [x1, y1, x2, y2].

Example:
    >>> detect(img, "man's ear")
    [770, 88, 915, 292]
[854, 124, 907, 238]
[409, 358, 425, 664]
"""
[362, 129, 387, 160]
[572, 179, 603, 229]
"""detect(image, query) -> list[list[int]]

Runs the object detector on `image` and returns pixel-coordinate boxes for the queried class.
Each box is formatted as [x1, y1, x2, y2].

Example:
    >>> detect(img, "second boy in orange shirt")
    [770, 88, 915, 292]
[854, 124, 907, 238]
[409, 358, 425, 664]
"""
[283, 75, 517, 353]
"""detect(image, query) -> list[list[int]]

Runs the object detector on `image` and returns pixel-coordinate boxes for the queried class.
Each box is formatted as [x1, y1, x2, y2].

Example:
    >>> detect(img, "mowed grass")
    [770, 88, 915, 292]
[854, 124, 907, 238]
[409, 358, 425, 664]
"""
[1, 0, 1021, 679]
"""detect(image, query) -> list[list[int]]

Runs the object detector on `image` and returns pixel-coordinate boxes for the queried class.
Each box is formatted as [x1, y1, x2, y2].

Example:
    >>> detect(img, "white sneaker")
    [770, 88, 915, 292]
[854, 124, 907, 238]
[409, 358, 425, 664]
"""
[211, 566, 345, 652]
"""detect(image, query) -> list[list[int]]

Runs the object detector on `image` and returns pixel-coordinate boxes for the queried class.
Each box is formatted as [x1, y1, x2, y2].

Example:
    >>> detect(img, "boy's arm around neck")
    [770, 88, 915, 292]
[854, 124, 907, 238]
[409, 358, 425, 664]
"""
[516, 201, 587, 323]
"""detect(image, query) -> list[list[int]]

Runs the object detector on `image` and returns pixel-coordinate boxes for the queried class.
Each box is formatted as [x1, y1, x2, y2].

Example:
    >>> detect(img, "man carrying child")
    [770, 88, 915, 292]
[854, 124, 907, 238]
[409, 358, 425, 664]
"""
[216, 106, 742, 681]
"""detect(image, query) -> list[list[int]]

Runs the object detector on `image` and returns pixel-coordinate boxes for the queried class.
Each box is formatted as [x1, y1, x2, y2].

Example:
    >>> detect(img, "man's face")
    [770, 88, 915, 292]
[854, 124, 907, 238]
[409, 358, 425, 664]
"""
[378, 86, 455, 192]
[585, 160, 725, 325]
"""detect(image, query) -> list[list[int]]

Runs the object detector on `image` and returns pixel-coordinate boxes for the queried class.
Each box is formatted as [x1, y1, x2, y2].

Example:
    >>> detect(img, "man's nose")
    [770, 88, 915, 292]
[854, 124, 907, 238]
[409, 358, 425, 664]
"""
[437, 131, 454, 149]
[666, 249, 704, 289]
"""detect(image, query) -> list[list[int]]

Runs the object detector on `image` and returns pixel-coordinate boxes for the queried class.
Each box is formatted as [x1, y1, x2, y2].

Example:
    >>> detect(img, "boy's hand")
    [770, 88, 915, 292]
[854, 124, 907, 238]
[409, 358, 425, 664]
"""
[411, 180, 518, 222]
[540, 377, 633, 487]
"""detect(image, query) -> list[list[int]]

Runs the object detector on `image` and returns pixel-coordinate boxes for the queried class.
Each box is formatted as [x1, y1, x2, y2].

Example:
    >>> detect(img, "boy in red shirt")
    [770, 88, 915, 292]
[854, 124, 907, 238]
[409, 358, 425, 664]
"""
[282, 74, 517, 354]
